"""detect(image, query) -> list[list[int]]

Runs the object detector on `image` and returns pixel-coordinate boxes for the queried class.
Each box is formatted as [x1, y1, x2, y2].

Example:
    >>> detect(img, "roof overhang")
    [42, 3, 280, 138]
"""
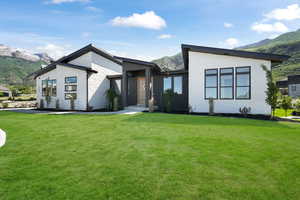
[34, 63, 97, 79]
[181, 44, 290, 69]
[114, 56, 161, 72]
[107, 74, 122, 79]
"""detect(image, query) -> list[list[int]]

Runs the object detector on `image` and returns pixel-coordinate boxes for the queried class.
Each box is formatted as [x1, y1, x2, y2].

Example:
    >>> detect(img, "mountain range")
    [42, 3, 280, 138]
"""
[2, 29, 300, 86]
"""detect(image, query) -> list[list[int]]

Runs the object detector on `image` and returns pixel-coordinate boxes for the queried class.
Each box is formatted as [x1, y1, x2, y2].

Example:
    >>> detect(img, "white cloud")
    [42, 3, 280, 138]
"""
[224, 22, 233, 28]
[47, 0, 90, 4]
[225, 38, 239, 48]
[110, 11, 166, 30]
[157, 34, 173, 39]
[36, 44, 71, 59]
[85, 6, 101, 12]
[251, 22, 288, 33]
[264, 4, 300, 21]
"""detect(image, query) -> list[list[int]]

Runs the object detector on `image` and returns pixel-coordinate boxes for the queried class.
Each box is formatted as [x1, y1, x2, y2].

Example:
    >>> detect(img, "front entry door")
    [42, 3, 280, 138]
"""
[136, 77, 146, 105]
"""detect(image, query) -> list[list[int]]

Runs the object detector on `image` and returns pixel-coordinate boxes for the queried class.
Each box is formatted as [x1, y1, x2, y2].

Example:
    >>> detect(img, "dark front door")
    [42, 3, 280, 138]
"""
[127, 77, 137, 106]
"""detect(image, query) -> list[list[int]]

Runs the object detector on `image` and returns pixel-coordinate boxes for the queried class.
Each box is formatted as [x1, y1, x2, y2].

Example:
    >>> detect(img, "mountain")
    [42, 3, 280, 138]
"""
[153, 29, 300, 80]
[152, 53, 184, 71]
[0, 44, 53, 85]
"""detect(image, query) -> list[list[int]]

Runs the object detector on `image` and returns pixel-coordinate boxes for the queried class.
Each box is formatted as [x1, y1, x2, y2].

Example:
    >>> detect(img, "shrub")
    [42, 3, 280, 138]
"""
[2, 102, 9, 108]
[163, 89, 174, 113]
[0, 92, 4, 97]
[294, 99, 300, 112]
[281, 95, 292, 117]
[239, 107, 251, 117]
[105, 88, 118, 111]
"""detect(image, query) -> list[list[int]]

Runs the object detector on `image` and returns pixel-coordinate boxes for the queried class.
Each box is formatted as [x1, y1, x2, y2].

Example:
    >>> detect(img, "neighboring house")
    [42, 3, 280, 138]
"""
[276, 75, 300, 98]
[0, 85, 12, 97]
[34, 43, 289, 115]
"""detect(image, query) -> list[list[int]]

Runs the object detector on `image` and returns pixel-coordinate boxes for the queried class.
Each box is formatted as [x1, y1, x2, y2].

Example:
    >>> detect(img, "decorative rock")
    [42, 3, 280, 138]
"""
[0, 129, 6, 148]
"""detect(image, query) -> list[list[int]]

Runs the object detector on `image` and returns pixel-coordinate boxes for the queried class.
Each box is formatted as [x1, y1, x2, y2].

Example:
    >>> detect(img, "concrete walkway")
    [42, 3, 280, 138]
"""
[0, 107, 147, 115]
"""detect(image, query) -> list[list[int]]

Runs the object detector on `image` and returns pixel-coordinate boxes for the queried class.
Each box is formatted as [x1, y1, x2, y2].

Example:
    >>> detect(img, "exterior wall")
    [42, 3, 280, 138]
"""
[69, 52, 92, 67]
[288, 84, 300, 98]
[188, 51, 271, 115]
[87, 52, 122, 110]
[36, 65, 87, 110]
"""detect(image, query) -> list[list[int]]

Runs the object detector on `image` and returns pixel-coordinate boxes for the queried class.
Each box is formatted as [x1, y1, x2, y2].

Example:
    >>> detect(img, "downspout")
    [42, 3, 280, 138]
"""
[86, 71, 89, 111]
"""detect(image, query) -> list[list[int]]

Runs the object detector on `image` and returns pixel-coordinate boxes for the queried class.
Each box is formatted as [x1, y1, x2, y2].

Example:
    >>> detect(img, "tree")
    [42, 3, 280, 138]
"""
[163, 89, 174, 113]
[105, 88, 118, 111]
[9, 86, 19, 101]
[261, 65, 279, 119]
[281, 95, 292, 117]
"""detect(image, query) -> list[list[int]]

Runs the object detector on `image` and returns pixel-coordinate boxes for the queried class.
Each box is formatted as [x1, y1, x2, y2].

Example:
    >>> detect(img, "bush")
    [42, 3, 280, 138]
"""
[105, 88, 118, 111]
[294, 99, 300, 112]
[163, 89, 174, 113]
[281, 95, 292, 117]
[2, 102, 9, 108]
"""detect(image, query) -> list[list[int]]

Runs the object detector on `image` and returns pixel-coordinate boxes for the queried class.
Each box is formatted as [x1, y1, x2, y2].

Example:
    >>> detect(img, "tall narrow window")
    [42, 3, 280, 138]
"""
[173, 76, 183, 94]
[236, 67, 251, 99]
[205, 69, 218, 99]
[42, 80, 47, 96]
[163, 77, 172, 92]
[220, 68, 233, 99]
[51, 80, 57, 97]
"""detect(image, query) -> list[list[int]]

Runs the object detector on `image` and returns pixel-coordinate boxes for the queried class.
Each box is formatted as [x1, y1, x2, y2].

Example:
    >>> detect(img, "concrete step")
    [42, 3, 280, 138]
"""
[124, 106, 148, 112]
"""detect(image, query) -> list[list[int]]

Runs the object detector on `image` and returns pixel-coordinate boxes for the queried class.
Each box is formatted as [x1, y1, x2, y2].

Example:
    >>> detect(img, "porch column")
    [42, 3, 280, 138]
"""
[145, 68, 151, 107]
[122, 69, 128, 108]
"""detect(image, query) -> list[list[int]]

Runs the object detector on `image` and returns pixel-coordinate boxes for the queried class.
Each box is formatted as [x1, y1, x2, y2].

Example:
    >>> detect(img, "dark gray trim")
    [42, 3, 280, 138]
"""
[160, 70, 188, 75]
[235, 66, 251, 100]
[115, 56, 161, 71]
[60, 44, 122, 65]
[182, 44, 290, 70]
[34, 63, 97, 79]
[107, 74, 122, 79]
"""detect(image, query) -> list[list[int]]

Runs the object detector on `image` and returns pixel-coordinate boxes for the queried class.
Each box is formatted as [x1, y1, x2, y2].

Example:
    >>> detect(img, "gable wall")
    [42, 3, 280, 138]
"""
[188, 51, 271, 115]
[88, 52, 122, 110]
[36, 65, 87, 110]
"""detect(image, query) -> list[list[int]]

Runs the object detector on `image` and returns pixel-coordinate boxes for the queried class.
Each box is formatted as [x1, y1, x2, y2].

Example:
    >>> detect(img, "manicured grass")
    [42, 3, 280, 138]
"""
[0, 112, 300, 200]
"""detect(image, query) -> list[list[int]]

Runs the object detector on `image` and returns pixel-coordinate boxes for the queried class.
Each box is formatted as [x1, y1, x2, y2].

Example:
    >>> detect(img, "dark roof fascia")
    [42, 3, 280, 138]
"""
[106, 74, 122, 79]
[160, 70, 188, 75]
[114, 56, 161, 71]
[59, 44, 122, 65]
[58, 63, 98, 73]
[34, 63, 97, 79]
[181, 44, 290, 69]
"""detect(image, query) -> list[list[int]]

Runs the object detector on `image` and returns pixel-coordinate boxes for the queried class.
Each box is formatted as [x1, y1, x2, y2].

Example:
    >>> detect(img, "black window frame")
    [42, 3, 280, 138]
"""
[163, 76, 172, 92]
[65, 85, 77, 92]
[64, 93, 77, 100]
[173, 76, 183, 95]
[204, 69, 218, 99]
[235, 66, 251, 100]
[163, 75, 184, 95]
[65, 76, 77, 84]
[220, 67, 234, 100]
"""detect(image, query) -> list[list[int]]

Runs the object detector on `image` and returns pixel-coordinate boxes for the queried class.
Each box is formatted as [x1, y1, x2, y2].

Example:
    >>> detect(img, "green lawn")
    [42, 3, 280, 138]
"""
[0, 112, 300, 200]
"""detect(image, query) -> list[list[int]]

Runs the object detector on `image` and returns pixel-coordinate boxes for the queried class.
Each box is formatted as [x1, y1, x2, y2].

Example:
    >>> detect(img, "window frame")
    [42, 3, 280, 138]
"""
[64, 93, 77, 100]
[173, 76, 183, 95]
[219, 67, 234, 100]
[235, 66, 251, 100]
[65, 85, 77, 92]
[163, 76, 172, 92]
[65, 76, 77, 84]
[204, 68, 218, 100]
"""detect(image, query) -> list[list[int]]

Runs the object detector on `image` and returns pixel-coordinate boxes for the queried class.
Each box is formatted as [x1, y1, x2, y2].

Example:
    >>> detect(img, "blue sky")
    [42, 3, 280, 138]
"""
[1, 0, 300, 60]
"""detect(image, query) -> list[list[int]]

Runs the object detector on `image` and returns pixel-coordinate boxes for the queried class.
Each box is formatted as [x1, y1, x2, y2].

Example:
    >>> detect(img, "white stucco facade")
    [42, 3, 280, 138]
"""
[36, 50, 122, 111]
[188, 51, 271, 115]
[36, 65, 87, 110]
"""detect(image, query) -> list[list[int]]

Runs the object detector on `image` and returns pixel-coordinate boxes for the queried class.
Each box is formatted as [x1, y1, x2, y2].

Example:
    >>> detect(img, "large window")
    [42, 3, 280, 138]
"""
[42, 79, 56, 97]
[220, 68, 233, 99]
[163, 77, 172, 91]
[205, 69, 218, 99]
[173, 76, 183, 94]
[65, 85, 77, 92]
[236, 67, 251, 99]
[163, 76, 183, 95]
[65, 93, 77, 100]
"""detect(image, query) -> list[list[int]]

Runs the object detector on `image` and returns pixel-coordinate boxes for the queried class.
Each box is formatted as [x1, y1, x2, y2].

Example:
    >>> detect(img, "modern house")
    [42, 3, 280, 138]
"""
[277, 75, 300, 98]
[34, 43, 289, 115]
